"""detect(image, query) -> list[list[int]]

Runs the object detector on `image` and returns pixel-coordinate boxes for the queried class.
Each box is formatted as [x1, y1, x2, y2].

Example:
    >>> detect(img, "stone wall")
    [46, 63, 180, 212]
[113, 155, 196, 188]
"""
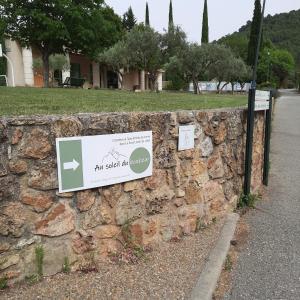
[0, 109, 265, 283]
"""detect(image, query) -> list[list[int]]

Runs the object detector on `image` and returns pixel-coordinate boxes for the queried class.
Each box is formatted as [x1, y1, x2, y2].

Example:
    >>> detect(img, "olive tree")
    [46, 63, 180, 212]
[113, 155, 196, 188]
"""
[209, 46, 250, 93]
[161, 26, 189, 90]
[226, 57, 250, 93]
[99, 24, 163, 91]
[32, 54, 70, 86]
[208, 46, 235, 93]
[167, 43, 226, 94]
[125, 24, 163, 90]
[98, 40, 130, 89]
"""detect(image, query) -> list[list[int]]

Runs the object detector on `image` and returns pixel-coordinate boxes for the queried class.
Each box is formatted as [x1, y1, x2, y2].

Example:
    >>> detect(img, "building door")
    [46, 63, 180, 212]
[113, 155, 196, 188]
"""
[71, 63, 81, 78]
[54, 70, 62, 85]
[107, 71, 118, 89]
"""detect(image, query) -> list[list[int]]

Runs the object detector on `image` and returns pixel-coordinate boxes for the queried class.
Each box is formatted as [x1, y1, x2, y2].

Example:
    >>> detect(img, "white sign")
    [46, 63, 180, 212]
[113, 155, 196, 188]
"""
[0, 44, 2, 57]
[255, 90, 270, 111]
[178, 125, 195, 151]
[255, 90, 270, 101]
[56, 131, 153, 193]
[255, 101, 270, 111]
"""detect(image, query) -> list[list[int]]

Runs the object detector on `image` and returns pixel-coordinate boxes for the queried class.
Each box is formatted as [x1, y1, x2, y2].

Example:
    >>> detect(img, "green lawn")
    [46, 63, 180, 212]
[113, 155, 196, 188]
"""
[0, 87, 247, 116]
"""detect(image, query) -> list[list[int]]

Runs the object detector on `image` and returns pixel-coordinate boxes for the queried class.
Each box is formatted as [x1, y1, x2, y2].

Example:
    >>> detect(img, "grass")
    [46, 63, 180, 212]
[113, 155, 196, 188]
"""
[62, 257, 71, 274]
[35, 245, 44, 279]
[237, 193, 262, 209]
[224, 254, 233, 271]
[0, 87, 247, 116]
[0, 276, 8, 290]
[196, 217, 207, 232]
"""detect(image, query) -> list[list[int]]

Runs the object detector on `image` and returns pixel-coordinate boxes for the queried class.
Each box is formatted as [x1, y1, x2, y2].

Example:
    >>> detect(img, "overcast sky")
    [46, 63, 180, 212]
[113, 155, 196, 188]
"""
[106, 0, 300, 42]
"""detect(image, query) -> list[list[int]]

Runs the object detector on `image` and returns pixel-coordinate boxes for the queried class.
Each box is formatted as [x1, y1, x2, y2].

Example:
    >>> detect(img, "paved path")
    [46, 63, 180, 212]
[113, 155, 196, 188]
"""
[224, 90, 300, 300]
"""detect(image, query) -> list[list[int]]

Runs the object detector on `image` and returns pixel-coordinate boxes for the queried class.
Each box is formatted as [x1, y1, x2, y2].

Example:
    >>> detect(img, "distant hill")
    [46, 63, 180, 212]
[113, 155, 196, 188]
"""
[218, 9, 300, 68]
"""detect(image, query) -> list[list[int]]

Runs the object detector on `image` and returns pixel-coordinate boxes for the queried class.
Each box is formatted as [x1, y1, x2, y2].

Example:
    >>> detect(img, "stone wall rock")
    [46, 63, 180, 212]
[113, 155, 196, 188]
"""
[0, 175, 19, 202]
[0, 120, 7, 142]
[76, 190, 96, 212]
[34, 202, 75, 236]
[18, 128, 52, 159]
[0, 108, 265, 284]
[81, 196, 112, 229]
[28, 164, 58, 190]
[115, 193, 145, 225]
[51, 117, 83, 138]
[9, 160, 28, 174]
[21, 189, 54, 213]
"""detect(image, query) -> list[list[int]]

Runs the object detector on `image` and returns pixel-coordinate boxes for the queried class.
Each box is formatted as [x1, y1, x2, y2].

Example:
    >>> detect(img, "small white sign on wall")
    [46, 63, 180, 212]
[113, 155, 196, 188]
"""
[178, 125, 195, 151]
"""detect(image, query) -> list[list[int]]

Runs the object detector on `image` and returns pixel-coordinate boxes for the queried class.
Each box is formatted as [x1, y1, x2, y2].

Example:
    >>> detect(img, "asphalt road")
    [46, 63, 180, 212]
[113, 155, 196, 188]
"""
[224, 90, 300, 300]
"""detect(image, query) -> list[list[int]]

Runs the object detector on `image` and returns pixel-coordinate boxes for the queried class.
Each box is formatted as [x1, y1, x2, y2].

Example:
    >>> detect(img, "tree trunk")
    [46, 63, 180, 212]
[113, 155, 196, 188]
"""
[149, 78, 155, 91]
[151, 79, 154, 91]
[117, 71, 123, 89]
[240, 82, 245, 91]
[193, 79, 199, 94]
[42, 52, 50, 88]
[149, 72, 158, 92]
[231, 82, 234, 94]
[217, 81, 221, 94]
[221, 82, 228, 92]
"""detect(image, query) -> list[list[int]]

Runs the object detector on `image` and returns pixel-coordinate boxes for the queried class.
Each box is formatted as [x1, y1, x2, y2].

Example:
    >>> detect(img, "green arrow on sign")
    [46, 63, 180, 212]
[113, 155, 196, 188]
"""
[59, 140, 84, 191]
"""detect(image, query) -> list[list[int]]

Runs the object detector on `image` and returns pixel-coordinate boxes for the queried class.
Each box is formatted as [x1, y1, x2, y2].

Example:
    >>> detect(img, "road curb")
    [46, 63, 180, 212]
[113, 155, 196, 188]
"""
[190, 213, 240, 300]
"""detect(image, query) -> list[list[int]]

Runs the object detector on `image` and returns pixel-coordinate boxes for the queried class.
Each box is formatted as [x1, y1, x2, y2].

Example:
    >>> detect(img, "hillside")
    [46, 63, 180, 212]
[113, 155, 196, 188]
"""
[218, 9, 300, 68]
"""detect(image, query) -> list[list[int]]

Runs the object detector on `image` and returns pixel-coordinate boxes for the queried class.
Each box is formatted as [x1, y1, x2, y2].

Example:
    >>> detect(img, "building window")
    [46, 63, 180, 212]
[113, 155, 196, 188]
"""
[71, 63, 81, 78]
[53, 70, 62, 85]
[107, 71, 118, 89]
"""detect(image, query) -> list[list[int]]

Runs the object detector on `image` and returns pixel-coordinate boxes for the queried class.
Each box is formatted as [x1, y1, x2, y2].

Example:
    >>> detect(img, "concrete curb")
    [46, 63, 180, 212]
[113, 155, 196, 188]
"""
[190, 213, 240, 300]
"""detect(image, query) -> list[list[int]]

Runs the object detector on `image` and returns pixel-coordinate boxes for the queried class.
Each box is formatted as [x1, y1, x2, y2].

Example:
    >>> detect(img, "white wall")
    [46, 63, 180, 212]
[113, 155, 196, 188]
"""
[5, 40, 25, 87]
[140, 70, 145, 91]
[62, 53, 70, 83]
[189, 81, 250, 93]
[156, 72, 163, 91]
[21, 47, 34, 86]
[92, 62, 100, 88]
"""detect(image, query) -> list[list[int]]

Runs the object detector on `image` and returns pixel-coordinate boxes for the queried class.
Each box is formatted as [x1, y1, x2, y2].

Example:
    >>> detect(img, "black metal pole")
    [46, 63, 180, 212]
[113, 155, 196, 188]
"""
[263, 91, 273, 185]
[243, 0, 267, 196]
[244, 88, 256, 195]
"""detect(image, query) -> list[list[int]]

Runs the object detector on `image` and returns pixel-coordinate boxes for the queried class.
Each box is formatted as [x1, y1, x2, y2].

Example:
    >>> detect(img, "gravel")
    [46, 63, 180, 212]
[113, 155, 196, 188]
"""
[1, 218, 225, 300]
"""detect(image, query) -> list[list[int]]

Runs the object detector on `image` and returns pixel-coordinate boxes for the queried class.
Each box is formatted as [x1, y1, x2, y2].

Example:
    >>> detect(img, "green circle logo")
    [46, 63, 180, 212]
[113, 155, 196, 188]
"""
[129, 147, 151, 174]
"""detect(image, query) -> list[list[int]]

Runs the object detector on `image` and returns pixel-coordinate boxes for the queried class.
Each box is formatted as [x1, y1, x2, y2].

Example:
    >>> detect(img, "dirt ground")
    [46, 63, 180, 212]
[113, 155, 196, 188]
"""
[1, 218, 226, 300]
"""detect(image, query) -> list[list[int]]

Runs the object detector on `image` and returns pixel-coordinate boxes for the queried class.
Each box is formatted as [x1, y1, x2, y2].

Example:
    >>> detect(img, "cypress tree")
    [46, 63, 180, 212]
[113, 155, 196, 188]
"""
[201, 0, 209, 44]
[145, 2, 150, 26]
[168, 0, 174, 31]
[122, 6, 137, 31]
[247, 0, 262, 67]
